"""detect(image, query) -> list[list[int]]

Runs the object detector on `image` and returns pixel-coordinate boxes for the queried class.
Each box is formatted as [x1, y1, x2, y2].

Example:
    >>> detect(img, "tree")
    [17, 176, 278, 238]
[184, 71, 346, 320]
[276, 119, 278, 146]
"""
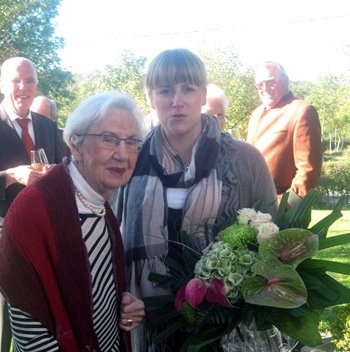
[304, 74, 350, 150]
[64, 51, 148, 125]
[0, 0, 74, 122]
[199, 47, 259, 138]
[96, 51, 148, 113]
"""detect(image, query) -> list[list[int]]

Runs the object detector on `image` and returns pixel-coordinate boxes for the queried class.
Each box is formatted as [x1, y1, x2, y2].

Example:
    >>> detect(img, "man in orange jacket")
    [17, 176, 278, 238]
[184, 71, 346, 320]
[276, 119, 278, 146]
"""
[247, 61, 323, 207]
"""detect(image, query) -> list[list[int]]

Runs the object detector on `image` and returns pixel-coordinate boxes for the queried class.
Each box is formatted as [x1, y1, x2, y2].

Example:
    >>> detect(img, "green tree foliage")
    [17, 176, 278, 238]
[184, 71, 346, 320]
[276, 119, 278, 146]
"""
[101, 51, 147, 110]
[292, 74, 350, 149]
[62, 51, 148, 126]
[199, 47, 259, 138]
[66, 47, 350, 148]
[0, 0, 74, 124]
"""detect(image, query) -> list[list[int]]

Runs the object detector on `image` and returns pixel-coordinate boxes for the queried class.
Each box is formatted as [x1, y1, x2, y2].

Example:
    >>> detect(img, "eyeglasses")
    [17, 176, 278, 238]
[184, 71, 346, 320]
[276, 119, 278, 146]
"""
[77, 133, 142, 153]
[254, 79, 277, 90]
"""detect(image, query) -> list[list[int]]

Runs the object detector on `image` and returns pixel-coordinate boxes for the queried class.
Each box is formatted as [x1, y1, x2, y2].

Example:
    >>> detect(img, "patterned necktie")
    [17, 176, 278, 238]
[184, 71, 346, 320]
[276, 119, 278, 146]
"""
[17, 118, 35, 156]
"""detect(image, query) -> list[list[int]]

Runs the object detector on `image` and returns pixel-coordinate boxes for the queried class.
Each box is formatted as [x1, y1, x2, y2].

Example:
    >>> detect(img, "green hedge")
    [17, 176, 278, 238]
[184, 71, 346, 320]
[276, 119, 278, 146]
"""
[314, 148, 350, 209]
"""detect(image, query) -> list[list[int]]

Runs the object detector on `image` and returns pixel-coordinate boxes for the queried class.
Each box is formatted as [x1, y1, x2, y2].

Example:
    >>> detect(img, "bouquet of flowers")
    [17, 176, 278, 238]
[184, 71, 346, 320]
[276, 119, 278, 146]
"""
[144, 190, 350, 351]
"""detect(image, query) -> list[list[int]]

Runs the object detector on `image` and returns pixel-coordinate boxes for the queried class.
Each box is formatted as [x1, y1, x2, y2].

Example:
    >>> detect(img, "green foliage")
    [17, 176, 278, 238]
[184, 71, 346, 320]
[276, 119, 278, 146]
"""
[61, 51, 148, 126]
[292, 74, 350, 146]
[0, 0, 74, 124]
[329, 304, 350, 351]
[315, 147, 350, 209]
[199, 46, 258, 138]
[0, 0, 61, 59]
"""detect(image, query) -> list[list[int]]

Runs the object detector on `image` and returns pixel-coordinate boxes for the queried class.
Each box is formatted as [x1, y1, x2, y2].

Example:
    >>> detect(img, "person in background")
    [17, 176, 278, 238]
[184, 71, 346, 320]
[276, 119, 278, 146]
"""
[0, 57, 62, 352]
[31, 95, 57, 121]
[201, 83, 229, 131]
[113, 48, 277, 351]
[31, 95, 71, 157]
[247, 61, 323, 207]
[0, 91, 145, 351]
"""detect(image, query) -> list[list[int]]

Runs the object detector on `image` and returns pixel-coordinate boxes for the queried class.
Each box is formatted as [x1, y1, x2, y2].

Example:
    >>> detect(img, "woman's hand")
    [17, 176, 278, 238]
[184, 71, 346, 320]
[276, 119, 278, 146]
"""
[119, 292, 145, 331]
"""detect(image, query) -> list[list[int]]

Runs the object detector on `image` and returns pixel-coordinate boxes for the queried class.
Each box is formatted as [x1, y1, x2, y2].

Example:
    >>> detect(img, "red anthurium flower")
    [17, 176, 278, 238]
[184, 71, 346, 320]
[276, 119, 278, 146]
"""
[207, 278, 231, 307]
[185, 278, 207, 308]
[175, 286, 187, 310]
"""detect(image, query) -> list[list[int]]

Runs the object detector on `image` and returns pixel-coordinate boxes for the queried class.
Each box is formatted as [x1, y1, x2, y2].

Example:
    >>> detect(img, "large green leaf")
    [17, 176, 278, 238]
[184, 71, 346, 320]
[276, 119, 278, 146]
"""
[309, 195, 344, 239]
[146, 308, 180, 329]
[259, 228, 318, 267]
[276, 190, 345, 237]
[277, 190, 318, 229]
[181, 320, 239, 352]
[143, 294, 176, 307]
[297, 265, 350, 308]
[242, 257, 307, 308]
[269, 308, 322, 347]
[152, 317, 186, 345]
[318, 233, 350, 250]
[300, 258, 350, 275]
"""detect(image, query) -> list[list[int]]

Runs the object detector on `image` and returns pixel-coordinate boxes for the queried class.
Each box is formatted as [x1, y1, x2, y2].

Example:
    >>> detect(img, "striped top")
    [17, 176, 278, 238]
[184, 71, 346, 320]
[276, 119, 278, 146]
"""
[9, 214, 121, 351]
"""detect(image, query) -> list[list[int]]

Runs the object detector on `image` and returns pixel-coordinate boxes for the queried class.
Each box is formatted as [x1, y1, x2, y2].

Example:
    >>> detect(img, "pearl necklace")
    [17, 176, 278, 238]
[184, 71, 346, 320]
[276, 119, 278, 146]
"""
[75, 189, 106, 217]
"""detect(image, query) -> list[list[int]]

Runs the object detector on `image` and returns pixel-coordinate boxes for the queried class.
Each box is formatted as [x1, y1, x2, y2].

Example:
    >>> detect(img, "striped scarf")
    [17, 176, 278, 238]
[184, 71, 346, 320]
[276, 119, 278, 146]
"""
[121, 114, 222, 265]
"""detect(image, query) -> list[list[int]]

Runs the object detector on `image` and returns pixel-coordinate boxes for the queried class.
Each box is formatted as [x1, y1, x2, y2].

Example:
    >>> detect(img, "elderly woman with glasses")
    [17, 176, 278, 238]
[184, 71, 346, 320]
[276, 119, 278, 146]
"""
[0, 91, 145, 352]
[114, 48, 278, 351]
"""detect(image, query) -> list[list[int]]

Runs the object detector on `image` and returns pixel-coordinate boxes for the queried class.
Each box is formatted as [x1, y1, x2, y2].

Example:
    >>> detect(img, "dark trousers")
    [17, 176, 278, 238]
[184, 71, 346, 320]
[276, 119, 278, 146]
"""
[0, 295, 11, 352]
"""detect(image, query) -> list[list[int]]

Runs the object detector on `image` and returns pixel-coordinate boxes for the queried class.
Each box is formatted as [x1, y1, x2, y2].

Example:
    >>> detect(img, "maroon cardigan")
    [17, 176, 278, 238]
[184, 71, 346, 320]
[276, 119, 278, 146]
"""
[0, 160, 131, 352]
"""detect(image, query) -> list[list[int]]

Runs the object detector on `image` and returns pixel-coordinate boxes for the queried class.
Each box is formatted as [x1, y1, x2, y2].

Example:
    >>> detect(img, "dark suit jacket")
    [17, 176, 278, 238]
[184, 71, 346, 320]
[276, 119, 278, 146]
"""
[0, 103, 62, 219]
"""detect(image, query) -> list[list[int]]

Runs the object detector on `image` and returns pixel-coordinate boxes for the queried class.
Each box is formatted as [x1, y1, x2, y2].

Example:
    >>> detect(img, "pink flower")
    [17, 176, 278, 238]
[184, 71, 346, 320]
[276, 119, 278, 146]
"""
[185, 278, 208, 308]
[206, 278, 231, 307]
[175, 286, 187, 310]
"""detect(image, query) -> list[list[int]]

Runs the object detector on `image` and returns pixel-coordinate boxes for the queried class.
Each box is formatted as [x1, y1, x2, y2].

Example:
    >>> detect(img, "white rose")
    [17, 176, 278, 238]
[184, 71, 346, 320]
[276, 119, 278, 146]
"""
[256, 222, 279, 244]
[237, 208, 257, 225]
[250, 211, 273, 230]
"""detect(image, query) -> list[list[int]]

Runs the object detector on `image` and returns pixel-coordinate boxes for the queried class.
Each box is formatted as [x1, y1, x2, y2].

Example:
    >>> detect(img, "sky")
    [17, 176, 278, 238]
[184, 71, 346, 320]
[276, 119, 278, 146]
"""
[55, 0, 350, 81]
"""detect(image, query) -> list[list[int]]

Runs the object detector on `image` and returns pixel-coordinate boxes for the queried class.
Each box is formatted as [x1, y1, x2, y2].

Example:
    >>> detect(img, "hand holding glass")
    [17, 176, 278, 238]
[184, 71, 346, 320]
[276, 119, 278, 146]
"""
[30, 149, 49, 171]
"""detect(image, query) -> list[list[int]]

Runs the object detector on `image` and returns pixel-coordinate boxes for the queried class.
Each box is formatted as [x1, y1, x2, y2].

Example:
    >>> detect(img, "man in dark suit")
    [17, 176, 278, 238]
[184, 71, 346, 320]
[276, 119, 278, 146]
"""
[0, 57, 62, 352]
[31, 95, 71, 157]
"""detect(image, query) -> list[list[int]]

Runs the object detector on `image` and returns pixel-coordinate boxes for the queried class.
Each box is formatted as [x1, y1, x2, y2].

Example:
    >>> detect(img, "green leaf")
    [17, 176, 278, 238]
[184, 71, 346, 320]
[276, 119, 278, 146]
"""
[269, 308, 322, 347]
[181, 320, 239, 352]
[147, 272, 172, 284]
[146, 309, 180, 329]
[143, 294, 176, 306]
[152, 317, 186, 345]
[297, 264, 350, 308]
[318, 233, 350, 250]
[300, 258, 350, 275]
[259, 228, 318, 267]
[277, 189, 319, 229]
[308, 195, 344, 239]
[242, 257, 307, 308]
[164, 256, 188, 273]
[251, 197, 263, 211]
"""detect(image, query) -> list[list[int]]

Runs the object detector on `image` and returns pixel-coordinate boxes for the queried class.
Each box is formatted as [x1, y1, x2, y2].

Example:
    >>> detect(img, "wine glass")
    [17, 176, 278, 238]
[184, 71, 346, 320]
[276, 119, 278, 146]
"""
[30, 148, 49, 171]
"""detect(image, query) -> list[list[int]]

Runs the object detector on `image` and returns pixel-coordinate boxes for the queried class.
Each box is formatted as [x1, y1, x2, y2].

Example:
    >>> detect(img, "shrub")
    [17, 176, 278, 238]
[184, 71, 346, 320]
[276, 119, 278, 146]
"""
[315, 146, 350, 209]
[329, 304, 350, 351]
